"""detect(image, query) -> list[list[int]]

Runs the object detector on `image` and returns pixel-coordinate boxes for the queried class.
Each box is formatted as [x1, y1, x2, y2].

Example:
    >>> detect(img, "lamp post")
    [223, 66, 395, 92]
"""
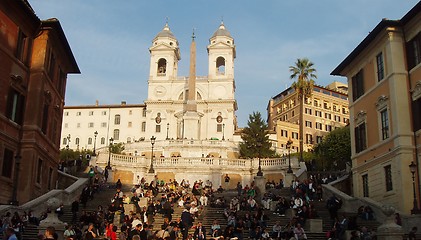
[66, 134, 71, 150]
[256, 142, 263, 176]
[149, 136, 156, 173]
[286, 139, 293, 173]
[93, 131, 98, 156]
[409, 161, 420, 214]
[107, 137, 113, 168]
[166, 123, 170, 140]
[222, 124, 225, 140]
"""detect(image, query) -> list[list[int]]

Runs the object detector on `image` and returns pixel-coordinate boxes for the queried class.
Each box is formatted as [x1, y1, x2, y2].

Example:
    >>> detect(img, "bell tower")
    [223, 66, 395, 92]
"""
[207, 22, 236, 80]
[148, 23, 181, 81]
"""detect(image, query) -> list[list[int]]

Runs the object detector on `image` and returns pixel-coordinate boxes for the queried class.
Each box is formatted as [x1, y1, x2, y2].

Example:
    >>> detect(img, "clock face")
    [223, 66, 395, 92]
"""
[154, 86, 166, 97]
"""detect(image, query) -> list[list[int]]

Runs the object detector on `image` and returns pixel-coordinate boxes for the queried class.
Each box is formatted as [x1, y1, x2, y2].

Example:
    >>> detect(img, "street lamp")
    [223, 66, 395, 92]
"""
[409, 161, 420, 214]
[286, 139, 293, 173]
[92, 131, 98, 156]
[222, 124, 225, 141]
[256, 142, 263, 176]
[66, 134, 71, 150]
[149, 136, 156, 173]
[107, 137, 114, 168]
[166, 123, 170, 140]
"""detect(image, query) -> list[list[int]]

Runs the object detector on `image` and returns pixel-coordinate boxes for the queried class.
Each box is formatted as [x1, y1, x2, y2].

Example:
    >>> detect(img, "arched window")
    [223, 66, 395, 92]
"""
[157, 58, 167, 75]
[114, 114, 121, 125]
[88, 137, 92, 145]
[75, 138, 80, 145]
[101, 137, 105, 144]
[113, 129, 120, 140]
[216, 57, 225, 75]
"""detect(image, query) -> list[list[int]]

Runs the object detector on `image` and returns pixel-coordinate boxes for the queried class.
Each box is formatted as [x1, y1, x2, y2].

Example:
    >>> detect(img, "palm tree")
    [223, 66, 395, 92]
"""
[289, 58, 317, 162]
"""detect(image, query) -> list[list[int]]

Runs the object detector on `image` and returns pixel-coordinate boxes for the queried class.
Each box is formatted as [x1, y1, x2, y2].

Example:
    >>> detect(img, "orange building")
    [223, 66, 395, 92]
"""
[332, 2, 421, 213]
[0, 0, 79, 204]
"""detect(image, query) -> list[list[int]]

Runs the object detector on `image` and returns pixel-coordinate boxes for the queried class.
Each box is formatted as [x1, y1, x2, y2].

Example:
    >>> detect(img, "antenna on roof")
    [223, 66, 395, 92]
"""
[192, 28, 196, 41]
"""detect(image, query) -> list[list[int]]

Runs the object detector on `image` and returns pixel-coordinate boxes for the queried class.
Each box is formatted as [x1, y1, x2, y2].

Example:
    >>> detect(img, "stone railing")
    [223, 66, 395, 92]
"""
[96, 153, 297, 172]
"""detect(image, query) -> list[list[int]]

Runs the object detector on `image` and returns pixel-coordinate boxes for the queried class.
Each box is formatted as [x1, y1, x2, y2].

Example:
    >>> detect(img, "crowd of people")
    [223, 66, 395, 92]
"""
[1, 170, 416, 240]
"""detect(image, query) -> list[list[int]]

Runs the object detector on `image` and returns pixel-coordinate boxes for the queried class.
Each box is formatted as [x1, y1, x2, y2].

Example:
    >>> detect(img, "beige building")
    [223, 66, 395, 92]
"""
[331, 1, 421, 213]
[267, 83, 349, 154]
[62, 102, 147, 151]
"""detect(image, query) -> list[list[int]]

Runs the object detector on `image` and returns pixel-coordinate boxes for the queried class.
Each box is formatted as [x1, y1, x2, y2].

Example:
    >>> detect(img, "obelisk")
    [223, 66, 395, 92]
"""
[183, 30, 201, 139]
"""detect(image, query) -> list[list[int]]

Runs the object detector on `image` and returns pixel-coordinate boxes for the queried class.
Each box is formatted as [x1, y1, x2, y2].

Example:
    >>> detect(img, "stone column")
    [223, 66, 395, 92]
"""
[376, 206, 403, 240]
[39, 198, 66, 240]
[254, 175, 266, 203]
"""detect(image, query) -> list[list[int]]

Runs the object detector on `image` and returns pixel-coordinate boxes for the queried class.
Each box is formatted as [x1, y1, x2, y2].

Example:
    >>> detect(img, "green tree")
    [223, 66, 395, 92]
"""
[239, 112, 275, 158]
[110, 142, 125, 154]
[314, 126, 351, 171]
[289, 58, 317, 162]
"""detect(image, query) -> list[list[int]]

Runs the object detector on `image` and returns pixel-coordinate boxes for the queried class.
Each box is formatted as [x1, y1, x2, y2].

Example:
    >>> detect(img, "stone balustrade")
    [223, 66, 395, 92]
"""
[96, 153, 296, 172]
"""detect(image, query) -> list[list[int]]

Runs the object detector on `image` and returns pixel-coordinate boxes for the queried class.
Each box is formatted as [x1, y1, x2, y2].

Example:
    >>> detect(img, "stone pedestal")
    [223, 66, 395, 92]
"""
[284, 172, 294, 187]
[39, 197, 66, 240]
[254, 175, 266, 202]
[308, 219, 323, 233]
[39, 213, 66, 240]
[376, 206, 403, 240]
[107, 168, 114, 183]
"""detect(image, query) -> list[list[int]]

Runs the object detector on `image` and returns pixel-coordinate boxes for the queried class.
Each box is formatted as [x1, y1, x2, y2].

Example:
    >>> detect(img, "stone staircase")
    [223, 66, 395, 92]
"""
[20, 184, 382, 240]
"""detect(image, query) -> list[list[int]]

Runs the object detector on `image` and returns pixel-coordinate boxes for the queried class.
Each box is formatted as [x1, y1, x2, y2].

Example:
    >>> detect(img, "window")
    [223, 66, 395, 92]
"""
[384, 165, 393, 191]
[376, 52, 384, 81]
[313, 100, 319, 107]
[101, 122, 107, 128]
[305, 121, 312, 128]
[129, 110, 132, 115]
[380, 109, 389, 140]
[102, 111, 107, 116]
[76, 112, 81, 116]
[88, 137, 92, 145]
[291, 111, 295, 117]
[65, 112, 69, 116]
[89, 111, 94, 116]
[142, 108, 147, 117]
[352, 69, 364, 101]
[316, 136, 323, 144]
[128, 122, 132, 127]
[101, 137, 105, 145]
[413, 98, 421, 131]
[64, 123, 68, 128]
[316, 122, 322, 130]
[155, 125, 161, 133]
[315, 110, 322, 117]
[16, 30, 28, 62]
[37, 159, 43, 183]
[334, 115, 341, 122]
[355, 123, 367, 153]
[5, 88, 25, 125]
[325, 113, 331, 119]
[114, 115, 121, 125]
[127, 137, 132, 143]
[292, 132, 298, 139]
[306, 134, 313, 144]
[75, 138, 80, 145]
[157, 58, 167, 75]
[406, 32, 421, 70]
[216, 57, 226, 75]
[362, 174, 369, 197]
[77, 123, 81, 128]
[281, 130, 288, 138]
[344, 118, 349, 124]
[141, 122, 146, 132]
[305, 108, 312, 115]
[2, 148, 14, 178]
[325, 125, 332, 132]
[113, 129, 120, 140]
[324, 102, 329, 109]
[63, 138, 67, 145]
[88, 122, 94, 128]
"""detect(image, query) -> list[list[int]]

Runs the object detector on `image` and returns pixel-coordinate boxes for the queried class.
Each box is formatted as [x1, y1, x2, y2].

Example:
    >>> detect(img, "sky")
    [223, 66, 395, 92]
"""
[29, 0, 417, 127]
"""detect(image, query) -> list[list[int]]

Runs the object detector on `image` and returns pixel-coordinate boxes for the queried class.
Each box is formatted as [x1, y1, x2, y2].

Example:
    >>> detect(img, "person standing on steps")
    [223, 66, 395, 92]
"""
[224, 174, 230, 190]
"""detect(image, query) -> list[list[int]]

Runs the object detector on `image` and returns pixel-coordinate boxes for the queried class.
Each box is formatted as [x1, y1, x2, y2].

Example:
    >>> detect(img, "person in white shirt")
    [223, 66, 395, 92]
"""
[199, 194, 208, 206]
